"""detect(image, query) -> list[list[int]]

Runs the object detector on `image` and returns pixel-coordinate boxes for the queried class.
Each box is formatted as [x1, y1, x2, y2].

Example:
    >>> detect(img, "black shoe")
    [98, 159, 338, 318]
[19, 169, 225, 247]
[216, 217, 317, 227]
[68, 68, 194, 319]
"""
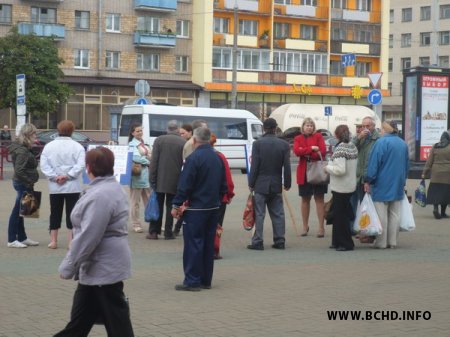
[433, 210, 442, 219]
[271, 242, 285, 250]
[165, 235, 176, 240]
[336, 246, 353, 251]
[247, 244, 264, 251]
[201, 284, 211, 289]
[329, 245, 336, 249]
[173, 229, 180, 236]
[441, 213, 449, 219]
[175, 284, 201, 292]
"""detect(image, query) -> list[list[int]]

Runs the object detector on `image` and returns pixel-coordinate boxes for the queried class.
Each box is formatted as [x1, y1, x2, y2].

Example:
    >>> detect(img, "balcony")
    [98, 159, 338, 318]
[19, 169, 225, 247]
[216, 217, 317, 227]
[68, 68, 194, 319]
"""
[17, 22, 65, 39]
[331, 41, 381, 56]
[134, 0, 177, 12]
[331, 8, 370, 22]
[224, 0, 258, 12]
[134, 31, 176, 48]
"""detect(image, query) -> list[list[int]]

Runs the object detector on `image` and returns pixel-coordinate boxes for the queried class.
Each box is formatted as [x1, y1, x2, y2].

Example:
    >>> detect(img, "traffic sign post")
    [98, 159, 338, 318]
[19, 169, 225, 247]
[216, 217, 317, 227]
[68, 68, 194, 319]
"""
[135, 98, 148, 105]
[367, 72, 383, 88]
[16, 74, 26, 136]
[324, 106, 332, 131]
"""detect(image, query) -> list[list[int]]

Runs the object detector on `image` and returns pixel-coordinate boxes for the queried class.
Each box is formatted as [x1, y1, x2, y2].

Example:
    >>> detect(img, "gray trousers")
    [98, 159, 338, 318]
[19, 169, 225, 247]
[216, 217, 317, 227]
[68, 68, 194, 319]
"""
[252, 192, 286, 245]
[373, 200, 401, 249]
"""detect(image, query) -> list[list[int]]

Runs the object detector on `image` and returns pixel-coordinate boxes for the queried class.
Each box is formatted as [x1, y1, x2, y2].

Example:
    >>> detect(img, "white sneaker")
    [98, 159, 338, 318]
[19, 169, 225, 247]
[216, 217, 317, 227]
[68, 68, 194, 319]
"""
[20, 238, 39, 246]
[7, 240, 28, 248]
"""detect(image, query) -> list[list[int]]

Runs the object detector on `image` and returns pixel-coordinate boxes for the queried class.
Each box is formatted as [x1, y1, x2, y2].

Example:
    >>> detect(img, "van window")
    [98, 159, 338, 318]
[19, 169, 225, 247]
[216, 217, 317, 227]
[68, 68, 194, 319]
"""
[119, 114, 142, 137]
[252, 124, 263, 139]
[148, 115, 249, 140]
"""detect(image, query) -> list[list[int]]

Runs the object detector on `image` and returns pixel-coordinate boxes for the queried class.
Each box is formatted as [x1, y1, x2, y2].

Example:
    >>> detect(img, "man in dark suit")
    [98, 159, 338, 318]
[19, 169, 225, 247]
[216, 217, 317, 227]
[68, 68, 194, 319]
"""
[247, 118, 291, 250]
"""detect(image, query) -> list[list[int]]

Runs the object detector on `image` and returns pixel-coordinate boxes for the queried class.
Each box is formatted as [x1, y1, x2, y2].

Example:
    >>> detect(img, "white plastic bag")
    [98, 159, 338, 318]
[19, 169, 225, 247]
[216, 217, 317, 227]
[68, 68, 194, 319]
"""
[399, 194, 416, 232]
[353, 193, 382, 236]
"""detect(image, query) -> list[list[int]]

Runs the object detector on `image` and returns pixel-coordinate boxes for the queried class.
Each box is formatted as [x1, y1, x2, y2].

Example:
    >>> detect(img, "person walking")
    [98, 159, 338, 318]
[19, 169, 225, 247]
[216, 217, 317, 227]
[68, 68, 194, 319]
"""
[171, 127, 227, 291]
[128, 123, 151, 233]
[364, 121, 409, 249]
[293, 117, 327, 237]
[325, 125, 358, 251]
[40, 120, 85, 249]
[147, 120, 185, 240]
[247, 118, 291, 251]
[422, 129, 450, 219]
[7, 123, 40, 248]
[54, 147, 134, 337]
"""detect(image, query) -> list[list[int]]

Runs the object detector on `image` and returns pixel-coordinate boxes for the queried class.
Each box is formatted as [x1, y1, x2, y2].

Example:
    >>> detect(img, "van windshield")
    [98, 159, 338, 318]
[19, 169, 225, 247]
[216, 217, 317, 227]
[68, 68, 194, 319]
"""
[148, 115, 248, 140]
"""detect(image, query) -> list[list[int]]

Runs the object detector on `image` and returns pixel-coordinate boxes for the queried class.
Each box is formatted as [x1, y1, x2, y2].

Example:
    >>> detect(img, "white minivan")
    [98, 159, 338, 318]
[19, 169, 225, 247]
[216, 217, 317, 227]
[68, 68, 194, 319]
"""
[118, 104, 263, 172]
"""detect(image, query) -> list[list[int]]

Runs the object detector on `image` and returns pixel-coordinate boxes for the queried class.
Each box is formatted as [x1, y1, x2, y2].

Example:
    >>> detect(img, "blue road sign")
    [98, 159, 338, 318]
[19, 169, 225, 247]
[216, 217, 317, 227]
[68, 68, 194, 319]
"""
[341, 53, 356, 67]
[367, 89, 382, 105]
[16, 74, 25, 105]
[135, 98, 148, 105]
[324, 106, 332, 116]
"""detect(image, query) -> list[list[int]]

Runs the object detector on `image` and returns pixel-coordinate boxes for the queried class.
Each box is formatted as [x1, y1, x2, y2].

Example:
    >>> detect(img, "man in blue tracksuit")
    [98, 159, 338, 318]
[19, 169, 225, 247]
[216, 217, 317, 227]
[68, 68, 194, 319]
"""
[171, 127, 227, 291]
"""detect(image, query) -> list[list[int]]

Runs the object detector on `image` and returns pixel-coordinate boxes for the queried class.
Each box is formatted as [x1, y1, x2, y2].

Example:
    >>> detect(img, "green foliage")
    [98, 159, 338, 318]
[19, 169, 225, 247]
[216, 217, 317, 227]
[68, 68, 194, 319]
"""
[0, 27, 72, 117]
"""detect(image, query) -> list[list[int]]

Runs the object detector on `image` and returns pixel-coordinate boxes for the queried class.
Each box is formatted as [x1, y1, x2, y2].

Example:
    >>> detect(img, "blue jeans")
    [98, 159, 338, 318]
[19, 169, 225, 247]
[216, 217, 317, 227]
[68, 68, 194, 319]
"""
[8, 180, 31, 243]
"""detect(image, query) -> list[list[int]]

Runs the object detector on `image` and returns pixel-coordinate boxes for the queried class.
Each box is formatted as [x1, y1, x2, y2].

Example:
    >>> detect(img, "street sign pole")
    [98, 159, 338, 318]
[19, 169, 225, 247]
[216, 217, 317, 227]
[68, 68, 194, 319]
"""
[16, 74, 26, 136]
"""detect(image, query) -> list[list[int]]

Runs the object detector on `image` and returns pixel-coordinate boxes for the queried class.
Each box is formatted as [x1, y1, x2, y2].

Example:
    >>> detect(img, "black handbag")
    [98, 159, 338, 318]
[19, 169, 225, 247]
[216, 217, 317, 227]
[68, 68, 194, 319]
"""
[324, 196, 334, 225]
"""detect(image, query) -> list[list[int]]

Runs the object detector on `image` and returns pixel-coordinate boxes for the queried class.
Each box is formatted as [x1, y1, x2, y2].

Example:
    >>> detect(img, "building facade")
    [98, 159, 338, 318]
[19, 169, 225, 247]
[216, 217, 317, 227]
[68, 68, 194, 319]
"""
[0, 0, 199, 133]
[385, 1, 450, 120]
[193, 0, 389, 118]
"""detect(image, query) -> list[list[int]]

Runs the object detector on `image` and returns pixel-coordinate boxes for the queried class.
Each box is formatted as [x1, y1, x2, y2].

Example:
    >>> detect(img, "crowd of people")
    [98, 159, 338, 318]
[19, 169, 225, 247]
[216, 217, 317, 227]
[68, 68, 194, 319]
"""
[4, 117, 448, 336]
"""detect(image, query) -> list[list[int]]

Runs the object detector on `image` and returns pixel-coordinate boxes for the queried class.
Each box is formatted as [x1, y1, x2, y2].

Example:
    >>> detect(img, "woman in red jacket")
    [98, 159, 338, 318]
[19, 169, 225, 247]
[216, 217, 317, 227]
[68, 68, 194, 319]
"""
[293, 118, 327, 237]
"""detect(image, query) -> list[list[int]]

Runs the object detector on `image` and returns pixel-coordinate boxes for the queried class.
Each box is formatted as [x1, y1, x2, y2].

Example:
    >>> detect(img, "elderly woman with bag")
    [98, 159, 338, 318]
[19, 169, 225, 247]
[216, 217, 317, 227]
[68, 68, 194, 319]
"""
[293, 117, 328, 237]
[128, 123, 151, 233]
[422, 129, 450, 219]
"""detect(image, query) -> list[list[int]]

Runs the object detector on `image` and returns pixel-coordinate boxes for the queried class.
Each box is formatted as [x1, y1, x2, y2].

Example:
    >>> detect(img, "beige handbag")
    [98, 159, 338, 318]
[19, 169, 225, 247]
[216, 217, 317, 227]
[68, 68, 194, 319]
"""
[306, 153, 329, 185]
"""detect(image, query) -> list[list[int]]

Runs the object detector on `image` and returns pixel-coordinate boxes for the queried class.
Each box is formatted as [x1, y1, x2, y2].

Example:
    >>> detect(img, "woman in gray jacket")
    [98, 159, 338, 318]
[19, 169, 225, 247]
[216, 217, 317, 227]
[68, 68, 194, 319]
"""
[54, 147, 134, 337]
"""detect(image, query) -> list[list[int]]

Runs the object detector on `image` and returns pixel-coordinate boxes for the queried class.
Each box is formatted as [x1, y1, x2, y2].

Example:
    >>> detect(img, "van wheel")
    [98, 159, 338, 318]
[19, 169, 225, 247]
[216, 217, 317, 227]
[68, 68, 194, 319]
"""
[241, 169, 247, 174]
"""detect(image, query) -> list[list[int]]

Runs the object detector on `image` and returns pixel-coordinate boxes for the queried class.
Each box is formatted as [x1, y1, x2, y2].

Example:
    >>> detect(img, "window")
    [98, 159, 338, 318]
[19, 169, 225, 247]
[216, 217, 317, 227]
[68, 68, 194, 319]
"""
[214, 17, 229, 34]
[440, 5, 450, 19]
[330, 60, 344, 75]
[439, 56, 449, 67]
[137, 16, 159, 33]
[213, 48, 232, 68]
[390, 9, 394, 23]
[332, 27, 346, 40]
[275, 0, 291, 4]
[213, 47, 271, 71]
[419, 57, 430, 66]
[74, 49, 89, 68]
[31, 7, 56, 23]
[176, 56, 188, 73]
[389, 34, 393, 48]
[301, 0, 317, 5]
[388, 82, 392, 94]
[273, 51, 326, 73]
[401, 57, 411, 70]
[439, 31, 450, 45]
[401, 33, 411, 47]
[106, 13, 120, 32]
[239, 20, 258, 36]
[75, 11, 89, 30]
[176, 20, 189, 38]
[420, 32, 431, 46]
[356, 30, 372, 43]
[421, 6, 431, 21]
[332, 0, 346, 9]
[137, 53, 159, 71]
[274, 22, 290, 39]
[0, 4, 12, 24]
[388, 58, 393, 72]
[355, 62, 371, 77]
[357, 0, 371, 11]
[402, 8, 412, 22]
[105, 51, 120, 69]
[300, 25, 317, 40]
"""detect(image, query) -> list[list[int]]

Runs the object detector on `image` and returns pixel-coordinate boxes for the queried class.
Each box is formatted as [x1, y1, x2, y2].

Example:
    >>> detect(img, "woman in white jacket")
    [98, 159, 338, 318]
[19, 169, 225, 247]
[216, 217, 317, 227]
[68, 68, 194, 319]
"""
[40, 120, 85, 249]
[325, 125, 358, 251]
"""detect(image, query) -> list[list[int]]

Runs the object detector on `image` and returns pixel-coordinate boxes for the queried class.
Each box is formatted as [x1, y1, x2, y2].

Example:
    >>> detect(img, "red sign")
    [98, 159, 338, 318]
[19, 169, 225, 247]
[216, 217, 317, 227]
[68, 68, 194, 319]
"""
[420, 146, 432, 161]
[422, 75, 449, 88]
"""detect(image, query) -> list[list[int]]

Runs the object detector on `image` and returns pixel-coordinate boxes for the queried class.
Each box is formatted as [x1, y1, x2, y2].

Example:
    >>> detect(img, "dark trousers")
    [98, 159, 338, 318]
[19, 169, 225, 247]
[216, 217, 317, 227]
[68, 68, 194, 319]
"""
[182, 209, 219, 287]
[149, 192, 174, 237]
[54, 281, 133, 337]
[331, 191, 355, 250]
[49, 193, 80, 230]
[217, 202, 227, 227]
[8, 180, 31, 242]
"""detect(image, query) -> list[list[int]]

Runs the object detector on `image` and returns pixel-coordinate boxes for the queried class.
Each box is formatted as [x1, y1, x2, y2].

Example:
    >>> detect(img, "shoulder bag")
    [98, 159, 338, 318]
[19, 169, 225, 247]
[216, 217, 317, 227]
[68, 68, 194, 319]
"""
[306, 152, 329, 185]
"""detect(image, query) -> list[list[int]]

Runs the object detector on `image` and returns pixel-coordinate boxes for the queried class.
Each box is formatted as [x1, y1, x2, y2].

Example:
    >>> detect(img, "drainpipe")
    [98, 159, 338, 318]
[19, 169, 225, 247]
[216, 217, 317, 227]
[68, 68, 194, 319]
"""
[97, 0, 103, 76]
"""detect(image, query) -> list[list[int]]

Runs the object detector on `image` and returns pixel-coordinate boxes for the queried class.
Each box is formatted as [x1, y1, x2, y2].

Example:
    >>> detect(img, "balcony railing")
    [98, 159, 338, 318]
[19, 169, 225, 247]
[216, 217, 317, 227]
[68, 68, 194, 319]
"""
[134, 31, 176, 48]
[134, 0, 177, 12]
[331, 40, 381, 56]
[17, 22, 65, 39]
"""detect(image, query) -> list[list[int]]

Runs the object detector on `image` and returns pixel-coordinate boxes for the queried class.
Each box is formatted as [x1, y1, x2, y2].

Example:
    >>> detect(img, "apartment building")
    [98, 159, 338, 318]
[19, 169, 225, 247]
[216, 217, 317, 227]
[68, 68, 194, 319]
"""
[192, 0, 389, 118]
[385, 1, 450, 120]
[0, 0, 198, 132]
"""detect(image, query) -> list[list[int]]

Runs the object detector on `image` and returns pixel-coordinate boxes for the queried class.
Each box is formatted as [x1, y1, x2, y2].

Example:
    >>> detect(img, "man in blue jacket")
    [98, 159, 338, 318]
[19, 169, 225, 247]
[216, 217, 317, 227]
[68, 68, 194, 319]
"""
[364, 121, 409, 249]
[171, 127, 227, 291]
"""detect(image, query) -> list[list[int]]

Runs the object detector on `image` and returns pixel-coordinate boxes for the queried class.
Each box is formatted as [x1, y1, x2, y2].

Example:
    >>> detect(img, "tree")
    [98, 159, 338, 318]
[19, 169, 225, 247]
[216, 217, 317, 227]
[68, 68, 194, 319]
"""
[0, 27, 72, 117]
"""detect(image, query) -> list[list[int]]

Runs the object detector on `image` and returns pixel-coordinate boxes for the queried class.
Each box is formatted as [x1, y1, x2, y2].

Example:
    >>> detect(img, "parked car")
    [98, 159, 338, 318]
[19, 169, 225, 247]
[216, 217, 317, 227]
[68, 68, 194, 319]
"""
[32, 130, 96, 159]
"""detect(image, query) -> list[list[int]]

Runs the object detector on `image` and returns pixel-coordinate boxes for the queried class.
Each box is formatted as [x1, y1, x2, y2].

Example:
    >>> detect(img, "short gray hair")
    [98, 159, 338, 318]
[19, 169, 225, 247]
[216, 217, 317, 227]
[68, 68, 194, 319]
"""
[193, 127, 211, 143]
[167, 120, 179, 132]
[362, 116, 375, 126]
[192, 119, 207, 130]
